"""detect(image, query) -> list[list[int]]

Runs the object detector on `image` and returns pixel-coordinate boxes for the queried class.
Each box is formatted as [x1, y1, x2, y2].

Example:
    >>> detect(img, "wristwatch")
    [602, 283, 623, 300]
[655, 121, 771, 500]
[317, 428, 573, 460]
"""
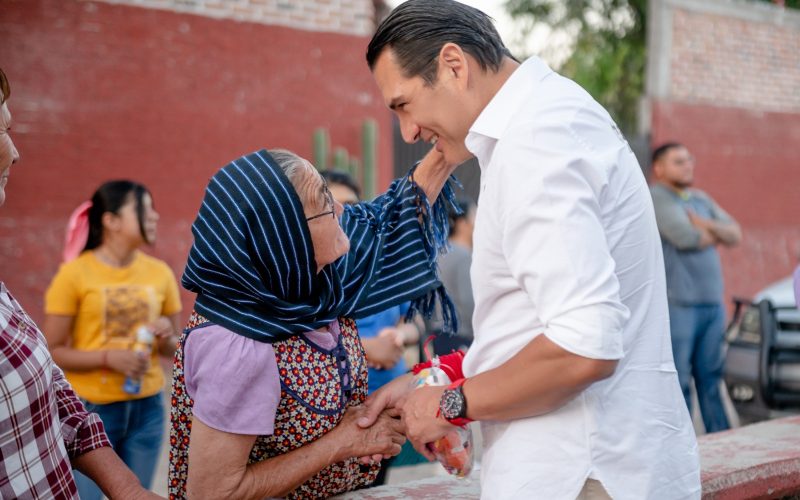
[439, 378, 473, 427]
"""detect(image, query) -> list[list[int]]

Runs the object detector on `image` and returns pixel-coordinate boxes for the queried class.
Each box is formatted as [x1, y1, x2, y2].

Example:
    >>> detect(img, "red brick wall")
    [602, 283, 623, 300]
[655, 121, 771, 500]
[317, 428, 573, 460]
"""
[0, 0, 393, 322]
[93, 0, 377, 36]
[669, 8, 800, 112]
[651, 101, 800, 299]
[648, 1, 800, 300]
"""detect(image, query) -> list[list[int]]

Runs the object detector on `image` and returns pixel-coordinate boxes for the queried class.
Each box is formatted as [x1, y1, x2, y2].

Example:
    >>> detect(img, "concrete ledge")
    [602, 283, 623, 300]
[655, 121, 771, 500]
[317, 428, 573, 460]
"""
[334, 476, 479, 499]
[338, 417, 800, 499]
[699, 416, 800, 499]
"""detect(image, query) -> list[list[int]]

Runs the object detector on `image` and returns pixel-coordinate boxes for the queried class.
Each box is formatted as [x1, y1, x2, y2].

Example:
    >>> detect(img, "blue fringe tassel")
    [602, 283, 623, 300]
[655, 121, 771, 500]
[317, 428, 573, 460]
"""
[405, 165, 462, 336]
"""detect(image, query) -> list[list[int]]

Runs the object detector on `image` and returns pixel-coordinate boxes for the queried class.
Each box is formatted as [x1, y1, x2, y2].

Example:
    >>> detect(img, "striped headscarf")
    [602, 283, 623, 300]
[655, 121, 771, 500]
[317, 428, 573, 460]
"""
[182, 149, 457, 343]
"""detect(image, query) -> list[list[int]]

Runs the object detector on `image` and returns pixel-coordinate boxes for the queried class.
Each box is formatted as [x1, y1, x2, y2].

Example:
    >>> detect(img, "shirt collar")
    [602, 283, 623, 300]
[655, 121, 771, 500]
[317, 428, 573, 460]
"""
[466, 57, 554, 167]
[655, 182, 692, 201]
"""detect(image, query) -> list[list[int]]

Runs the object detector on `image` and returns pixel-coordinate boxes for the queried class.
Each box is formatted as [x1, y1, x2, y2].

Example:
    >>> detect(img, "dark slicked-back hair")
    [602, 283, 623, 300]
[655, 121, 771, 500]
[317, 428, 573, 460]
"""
[652, 142, 684, 164]
[367, 0, 516, 85]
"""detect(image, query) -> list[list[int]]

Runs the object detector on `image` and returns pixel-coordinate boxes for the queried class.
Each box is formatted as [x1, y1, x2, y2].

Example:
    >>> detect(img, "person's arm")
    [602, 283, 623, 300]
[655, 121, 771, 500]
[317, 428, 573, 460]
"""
[686, 194, 742, 247]
[156, 264, 183, 357]
[687, 211, 741, 246]
[51, 363, 158, 498]
[43, 314, 148, 379]
[408, 147, 458, 203]
[336, 149, 458, 321]
[707, 219, 741, 246]
[399, 335, 616, 457]
[148, 313, 180, 357]
[366, 331, 617, 459]
[651, 186, 715, 250]
[72, 447, 161, 499]
[186, 406, 405, 500]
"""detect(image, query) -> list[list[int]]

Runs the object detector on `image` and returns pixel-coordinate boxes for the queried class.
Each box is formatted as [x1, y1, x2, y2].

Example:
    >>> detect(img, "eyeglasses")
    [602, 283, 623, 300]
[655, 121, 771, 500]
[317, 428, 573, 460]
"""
[305, 178, 336, 222]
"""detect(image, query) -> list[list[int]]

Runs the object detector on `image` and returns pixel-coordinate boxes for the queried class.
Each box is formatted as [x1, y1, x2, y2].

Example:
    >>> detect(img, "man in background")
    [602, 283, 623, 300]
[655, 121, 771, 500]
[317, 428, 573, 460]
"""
[650, 142, 742, 433]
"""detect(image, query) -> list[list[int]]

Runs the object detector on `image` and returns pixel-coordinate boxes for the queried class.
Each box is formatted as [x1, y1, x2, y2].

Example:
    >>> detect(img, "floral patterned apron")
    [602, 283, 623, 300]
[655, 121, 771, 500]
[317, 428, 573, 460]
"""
[168, 311, 379, 499]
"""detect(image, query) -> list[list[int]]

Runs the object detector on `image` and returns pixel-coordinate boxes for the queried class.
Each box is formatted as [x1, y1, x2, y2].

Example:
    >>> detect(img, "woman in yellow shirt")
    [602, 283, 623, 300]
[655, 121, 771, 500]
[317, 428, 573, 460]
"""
[44, 180, 181, 500]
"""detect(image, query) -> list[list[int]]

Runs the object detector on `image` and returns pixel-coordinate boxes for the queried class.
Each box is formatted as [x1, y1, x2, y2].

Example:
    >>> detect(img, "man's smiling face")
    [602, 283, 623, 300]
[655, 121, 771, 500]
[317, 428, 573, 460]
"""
[372, 47, 476, 166]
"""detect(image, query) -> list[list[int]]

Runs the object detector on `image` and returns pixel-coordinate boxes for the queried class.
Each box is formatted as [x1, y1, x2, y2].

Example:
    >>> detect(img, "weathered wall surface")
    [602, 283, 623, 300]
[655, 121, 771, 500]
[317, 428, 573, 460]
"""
[0, 0, 392, 320]
[646, 0, 800, 300]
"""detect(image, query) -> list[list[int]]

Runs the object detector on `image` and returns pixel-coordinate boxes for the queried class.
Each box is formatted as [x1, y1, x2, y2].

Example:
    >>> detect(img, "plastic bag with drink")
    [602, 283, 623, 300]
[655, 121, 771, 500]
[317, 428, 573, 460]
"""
[410, 345, 474, 478]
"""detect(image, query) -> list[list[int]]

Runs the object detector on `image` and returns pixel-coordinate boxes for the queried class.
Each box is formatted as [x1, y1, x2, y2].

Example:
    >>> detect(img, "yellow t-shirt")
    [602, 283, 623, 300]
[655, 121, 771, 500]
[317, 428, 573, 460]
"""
[45, 251, 182, 404]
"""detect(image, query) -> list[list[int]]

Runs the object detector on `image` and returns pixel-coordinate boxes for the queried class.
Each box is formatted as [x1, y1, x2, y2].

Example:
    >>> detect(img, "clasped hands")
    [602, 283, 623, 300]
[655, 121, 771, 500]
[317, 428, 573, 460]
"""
[352, 373, 456, 463]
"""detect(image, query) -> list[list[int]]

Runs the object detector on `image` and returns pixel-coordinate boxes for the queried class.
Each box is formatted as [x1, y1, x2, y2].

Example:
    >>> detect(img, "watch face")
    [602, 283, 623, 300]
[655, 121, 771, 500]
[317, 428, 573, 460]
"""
[440, 387, 465, 420]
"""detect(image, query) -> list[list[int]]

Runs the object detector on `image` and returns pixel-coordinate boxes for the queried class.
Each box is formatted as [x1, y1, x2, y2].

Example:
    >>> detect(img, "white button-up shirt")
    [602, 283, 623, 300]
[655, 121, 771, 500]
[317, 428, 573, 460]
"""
[463, 57, 700, 500]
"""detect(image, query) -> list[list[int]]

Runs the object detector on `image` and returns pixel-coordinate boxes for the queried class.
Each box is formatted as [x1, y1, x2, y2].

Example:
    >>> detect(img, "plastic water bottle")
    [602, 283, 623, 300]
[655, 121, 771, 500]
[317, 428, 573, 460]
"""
[122, 326, 154, 395]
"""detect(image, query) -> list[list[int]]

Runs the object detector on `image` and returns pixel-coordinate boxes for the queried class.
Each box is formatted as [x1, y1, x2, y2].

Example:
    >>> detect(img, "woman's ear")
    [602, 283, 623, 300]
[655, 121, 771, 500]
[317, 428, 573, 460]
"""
[101, 211, 118, 233]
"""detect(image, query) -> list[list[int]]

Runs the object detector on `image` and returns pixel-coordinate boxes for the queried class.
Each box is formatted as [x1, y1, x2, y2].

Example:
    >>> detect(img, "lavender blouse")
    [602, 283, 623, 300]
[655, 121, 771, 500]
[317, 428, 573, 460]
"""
[184, 321, 340, 435]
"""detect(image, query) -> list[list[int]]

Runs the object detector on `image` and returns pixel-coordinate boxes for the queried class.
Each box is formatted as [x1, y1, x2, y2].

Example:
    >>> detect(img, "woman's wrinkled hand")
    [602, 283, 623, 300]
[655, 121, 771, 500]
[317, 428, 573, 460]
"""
[333, 405, 406, 462]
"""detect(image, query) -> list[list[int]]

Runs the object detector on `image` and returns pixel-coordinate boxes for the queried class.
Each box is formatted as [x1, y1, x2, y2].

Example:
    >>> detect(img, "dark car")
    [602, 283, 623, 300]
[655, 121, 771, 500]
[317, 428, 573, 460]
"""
[724, 276, 800, 424]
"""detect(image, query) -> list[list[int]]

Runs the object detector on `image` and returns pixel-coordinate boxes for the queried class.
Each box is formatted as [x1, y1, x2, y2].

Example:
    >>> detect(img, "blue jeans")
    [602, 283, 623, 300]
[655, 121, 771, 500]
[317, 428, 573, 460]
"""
[75, 393, 164, 500]
[668, 302, 730, 433]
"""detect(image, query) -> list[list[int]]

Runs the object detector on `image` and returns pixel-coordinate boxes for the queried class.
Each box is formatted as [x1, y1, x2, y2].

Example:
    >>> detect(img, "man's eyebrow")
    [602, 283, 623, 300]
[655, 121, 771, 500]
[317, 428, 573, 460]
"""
[388, 96, 403, 111]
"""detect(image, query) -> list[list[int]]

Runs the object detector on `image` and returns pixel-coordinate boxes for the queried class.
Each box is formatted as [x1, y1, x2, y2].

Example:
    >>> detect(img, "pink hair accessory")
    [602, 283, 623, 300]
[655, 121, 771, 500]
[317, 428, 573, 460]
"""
[63, 201, 92, 262]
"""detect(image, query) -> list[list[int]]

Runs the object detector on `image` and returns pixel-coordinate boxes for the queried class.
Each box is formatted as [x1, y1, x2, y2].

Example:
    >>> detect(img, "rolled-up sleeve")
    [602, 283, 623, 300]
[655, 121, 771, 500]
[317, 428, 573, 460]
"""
[499, 125, 629, 360]
[51, 363, 111, 458]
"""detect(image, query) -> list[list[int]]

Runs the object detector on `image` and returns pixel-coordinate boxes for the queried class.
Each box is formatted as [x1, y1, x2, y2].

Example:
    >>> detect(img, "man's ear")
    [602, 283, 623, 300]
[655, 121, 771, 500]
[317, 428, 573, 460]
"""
[651, 161, 664, 181]
[438, 43, 469, 88]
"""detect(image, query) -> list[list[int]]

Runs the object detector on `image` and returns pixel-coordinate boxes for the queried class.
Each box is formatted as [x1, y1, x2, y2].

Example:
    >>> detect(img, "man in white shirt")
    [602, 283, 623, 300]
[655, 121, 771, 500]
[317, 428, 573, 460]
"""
[357, 1, 700, 499]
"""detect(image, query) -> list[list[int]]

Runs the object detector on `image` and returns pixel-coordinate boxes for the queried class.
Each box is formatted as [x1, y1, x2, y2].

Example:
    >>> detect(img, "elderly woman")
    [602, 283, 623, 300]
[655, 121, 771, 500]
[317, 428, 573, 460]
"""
[168, 148, 458, 499]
